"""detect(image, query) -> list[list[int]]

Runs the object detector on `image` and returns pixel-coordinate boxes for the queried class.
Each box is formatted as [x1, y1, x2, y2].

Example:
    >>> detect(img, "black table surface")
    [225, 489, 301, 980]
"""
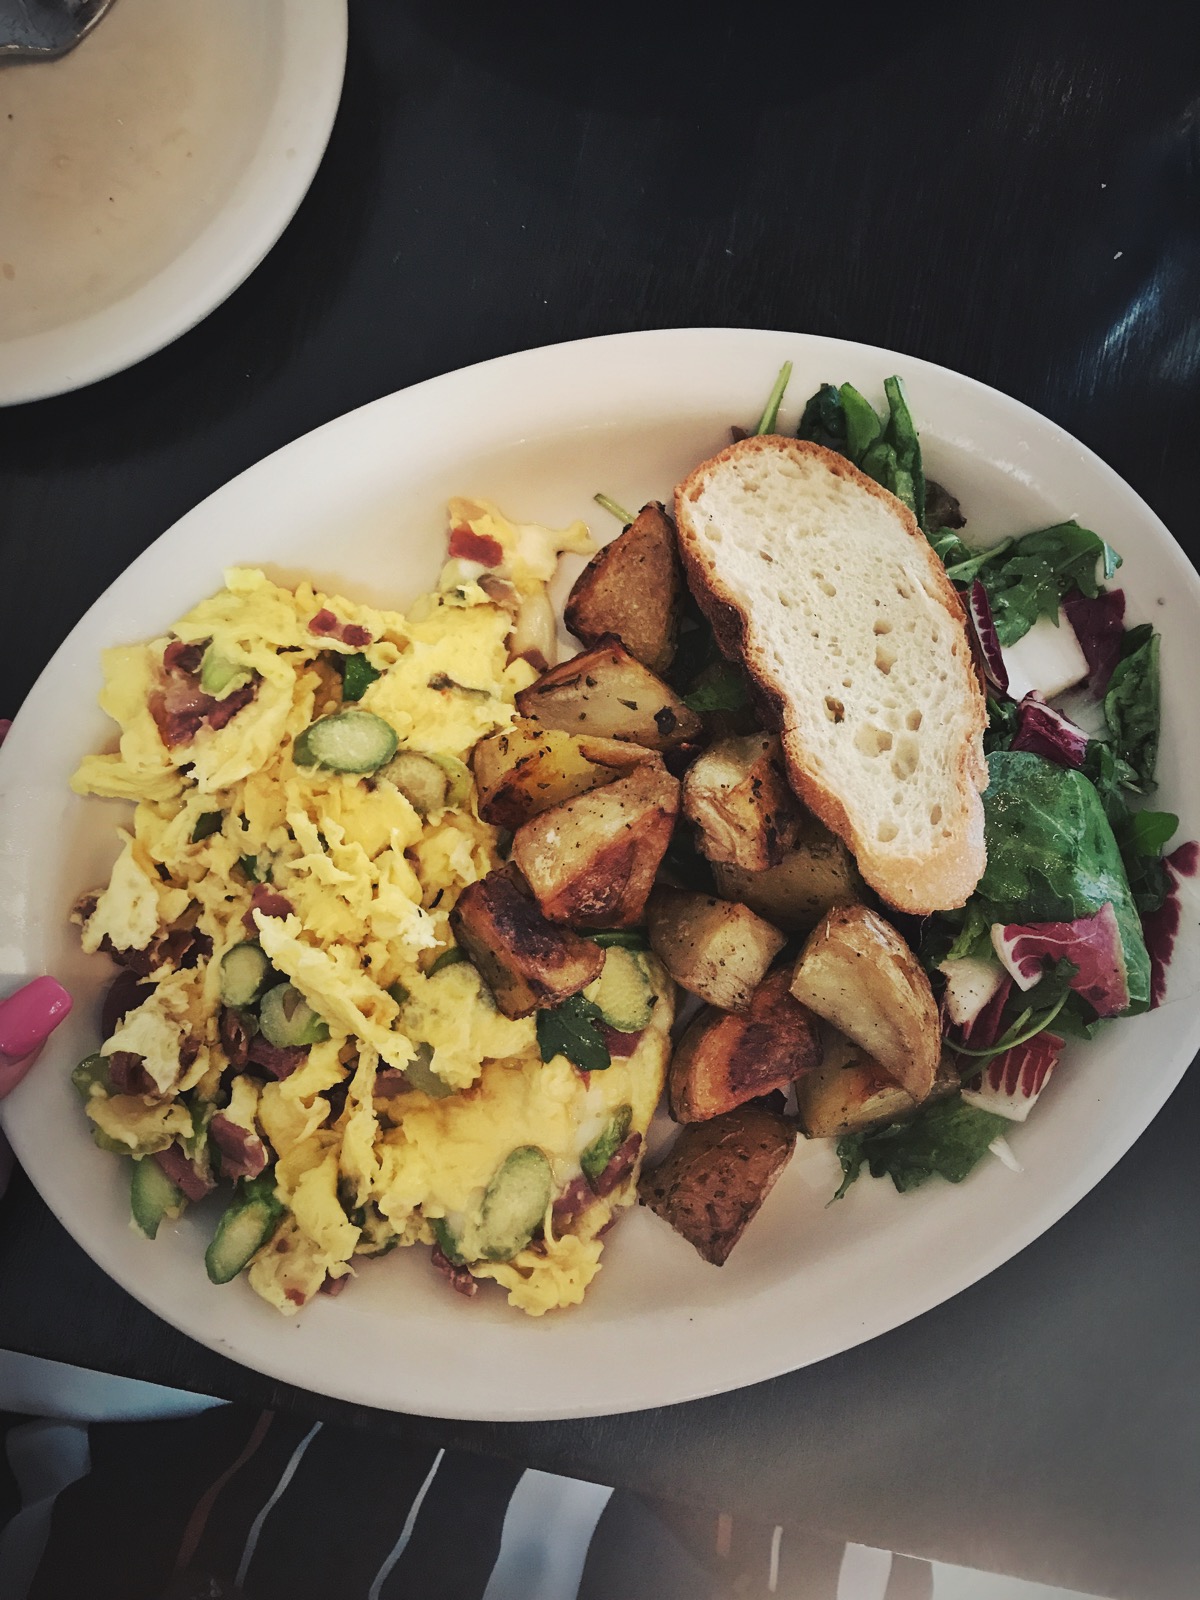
[3, 3, 1200, 1595]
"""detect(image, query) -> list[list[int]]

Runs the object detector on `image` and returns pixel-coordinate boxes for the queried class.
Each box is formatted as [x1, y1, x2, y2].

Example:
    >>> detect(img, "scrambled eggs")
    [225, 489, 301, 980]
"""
[70, 500, 674, 1316]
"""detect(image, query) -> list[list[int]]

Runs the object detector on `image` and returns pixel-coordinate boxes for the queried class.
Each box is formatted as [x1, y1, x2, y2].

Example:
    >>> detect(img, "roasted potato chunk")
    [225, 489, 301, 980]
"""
[712, 819, 861, 932]
[638, 1102, 797, 1266]
[512, 761, 680, 928]
[682, 734, 805, 871]
[668, 966, 821, 1123]
[646, 888, 784, 1011]
[449, 864, 604, 1018]
[797, 1030, 961, 1138]
[790, 905, 940, 1101]
[795, 1030, 916, 1137]
[564, 502, 684, 674]
[515, 637, 702, 751]
[472, 720, 652, 830]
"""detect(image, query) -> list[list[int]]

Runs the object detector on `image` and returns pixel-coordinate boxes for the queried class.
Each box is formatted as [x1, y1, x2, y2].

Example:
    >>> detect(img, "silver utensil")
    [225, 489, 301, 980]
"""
[0, 0, 117, 62]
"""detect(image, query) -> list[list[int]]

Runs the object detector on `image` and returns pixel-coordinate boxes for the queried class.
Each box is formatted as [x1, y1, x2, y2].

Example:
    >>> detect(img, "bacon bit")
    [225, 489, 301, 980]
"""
[591, 1132, 643, 1198]
[107, 1050, 159, 1097]
[552, 1175, 592, 1229]
[308, 610, 374, 648]
[101, 971, 154, 1040]
[431, 1243, 478, 1298]
[373, 1068, 410, 1098]
[285, 1288, 307, 1307]
[219, 1006, 253, 1068]
[209, 1114, 268, 1181]
[599, 1023, 643, 1058]
[206, 679, 258, 732]
[320, 1273, 350, 1297]
[179, 1037, 201, 1071]
[243, 884, 293, 932]
[448, 525, 504, 567]
[151, 646, 259, 749]
[246, 1037, 308, 1080]
[162, 639, 206, 674]
[152, 1144, 215, 1202]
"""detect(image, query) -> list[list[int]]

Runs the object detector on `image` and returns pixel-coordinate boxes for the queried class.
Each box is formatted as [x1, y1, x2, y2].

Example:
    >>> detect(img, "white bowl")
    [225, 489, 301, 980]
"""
[2, 327, 1198, 1420]
[0, 0, 346, 405]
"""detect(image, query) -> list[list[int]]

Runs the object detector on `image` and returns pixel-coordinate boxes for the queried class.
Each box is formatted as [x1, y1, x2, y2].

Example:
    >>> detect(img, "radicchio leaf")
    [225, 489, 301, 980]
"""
[991, 902, 1130, 1016]
[1142, 840, 1200, 1008]
[1010, 694, 1090, 769]
[1062, 588, 1126, 698]
[968, 580, 1008, 693]
[961, 1031, 1064, 1122]
[938, 956, 1009, 1032]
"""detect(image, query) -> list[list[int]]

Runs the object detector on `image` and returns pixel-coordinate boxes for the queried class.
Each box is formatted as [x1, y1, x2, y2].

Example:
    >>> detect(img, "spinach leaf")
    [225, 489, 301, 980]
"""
[536, 994, 611, 1072]
[191, 811, 223, 843]
[797, 377, 926, 525]
[840, 383, 882, 462]
[1104, 630, 1160, 788]
[982, 522, 1121, 647]
[683, 661, 750, 713]
[796, 383, 848, 453]
[340, 653, 381, 702]
[666, 591, 722, 692]
[834, 1098, 1010, 1199]
[975, 751, 1150, 1011]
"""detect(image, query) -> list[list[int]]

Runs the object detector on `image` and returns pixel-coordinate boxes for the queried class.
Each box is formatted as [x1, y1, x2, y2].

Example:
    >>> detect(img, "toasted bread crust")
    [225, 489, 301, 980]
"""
[674, 435, 987, 914]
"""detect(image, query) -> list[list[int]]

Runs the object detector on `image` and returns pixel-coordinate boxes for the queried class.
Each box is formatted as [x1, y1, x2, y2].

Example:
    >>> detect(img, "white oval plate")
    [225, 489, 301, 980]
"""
[3, 328, 1199, 1421]
[0, 0, 346, 406]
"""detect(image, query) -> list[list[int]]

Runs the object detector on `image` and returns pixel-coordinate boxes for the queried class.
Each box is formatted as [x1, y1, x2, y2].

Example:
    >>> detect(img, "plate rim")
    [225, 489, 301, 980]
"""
[3, 324, 1199, 1421]
[0, 0, 348, 407]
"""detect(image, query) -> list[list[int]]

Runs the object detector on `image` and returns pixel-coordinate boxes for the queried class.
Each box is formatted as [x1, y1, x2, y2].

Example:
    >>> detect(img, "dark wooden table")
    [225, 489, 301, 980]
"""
[3, 3, 1200, 1595]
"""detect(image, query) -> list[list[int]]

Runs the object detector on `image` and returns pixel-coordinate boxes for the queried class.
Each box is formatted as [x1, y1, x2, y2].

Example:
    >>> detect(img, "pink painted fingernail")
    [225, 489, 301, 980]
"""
[0, 978, 72, 1061]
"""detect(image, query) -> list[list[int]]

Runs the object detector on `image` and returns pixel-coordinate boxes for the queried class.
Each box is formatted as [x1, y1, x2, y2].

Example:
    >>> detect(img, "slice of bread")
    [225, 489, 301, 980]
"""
[674, 435, 987, 913]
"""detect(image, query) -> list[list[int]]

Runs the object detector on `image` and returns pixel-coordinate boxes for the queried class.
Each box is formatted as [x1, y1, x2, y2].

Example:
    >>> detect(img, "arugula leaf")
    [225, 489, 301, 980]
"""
[981, 522, 1120, 647]
[983, 695, 1020, 755]
[1083, 743, 1176, 915]
[755, 361, 793, 435]
[871, 375, 927, 529]
[796, 383, 848, 452]
[942, 902, 994, 962]
[1104, 630, 1160, 789]
[683, 661, 750, 714]
[340, 653, 381, 702]
[932, 531, 1013, 586]
[975, 751, 1150, 1011]
[833, 1098, 1010, 1198]
[1127, 807, 1178, 855]
[536, 994, 611, 1072]
[659, 828, 717, 894]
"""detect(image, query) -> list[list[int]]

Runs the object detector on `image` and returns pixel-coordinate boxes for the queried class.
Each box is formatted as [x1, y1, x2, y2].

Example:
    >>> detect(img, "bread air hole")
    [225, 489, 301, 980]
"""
[890, 737, 918, 781]
[855, 724, 893, 758]
[930, 804, 943, 825]
[873, 619, 892, 635]
[824, 697, 845, 724]
[906, 709, 923, 731]
[877, 821, 899, 843]
[759, 550, 774, 563]
[875, 643, 897, 675]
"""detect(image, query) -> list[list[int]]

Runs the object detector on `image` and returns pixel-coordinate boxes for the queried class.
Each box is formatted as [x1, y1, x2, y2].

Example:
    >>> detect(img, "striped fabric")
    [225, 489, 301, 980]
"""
[0, 1405, 936, 1599]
